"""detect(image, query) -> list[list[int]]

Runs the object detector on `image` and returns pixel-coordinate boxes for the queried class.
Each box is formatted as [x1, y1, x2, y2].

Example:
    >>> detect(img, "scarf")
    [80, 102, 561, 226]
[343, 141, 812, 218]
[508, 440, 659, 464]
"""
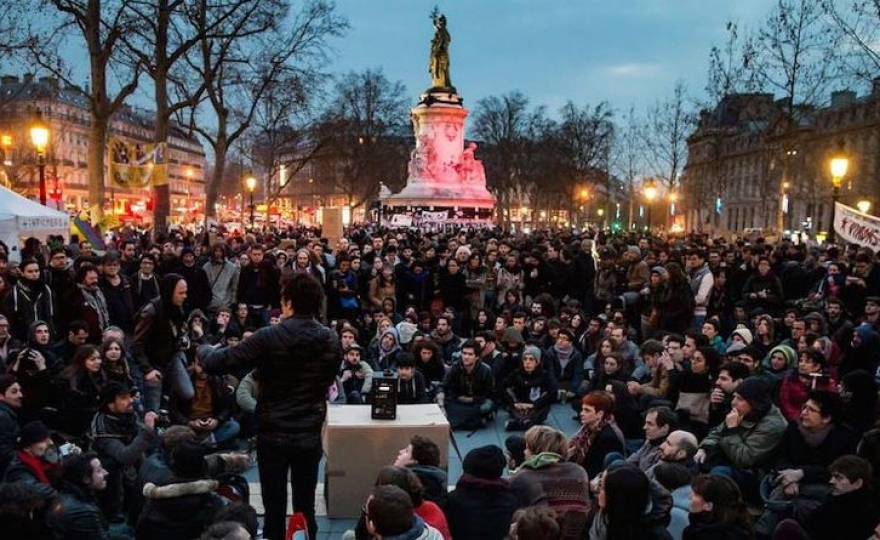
[798, 422, 833, 448]
[567, 417, 611, 466]
[78, 283, 110, 329]
[554, 343, 573, 371]
[520, 451, 563, 470]
[15, 450, 59, 485]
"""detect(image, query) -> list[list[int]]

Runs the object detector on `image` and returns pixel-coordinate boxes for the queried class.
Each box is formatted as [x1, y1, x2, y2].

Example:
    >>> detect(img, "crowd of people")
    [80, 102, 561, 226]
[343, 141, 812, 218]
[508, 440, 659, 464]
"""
[0, 225, 879, 539]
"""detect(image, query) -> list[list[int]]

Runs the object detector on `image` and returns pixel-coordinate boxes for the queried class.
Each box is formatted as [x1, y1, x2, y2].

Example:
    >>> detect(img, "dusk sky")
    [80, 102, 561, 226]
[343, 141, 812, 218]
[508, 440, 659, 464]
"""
[329, 0, 771, 116]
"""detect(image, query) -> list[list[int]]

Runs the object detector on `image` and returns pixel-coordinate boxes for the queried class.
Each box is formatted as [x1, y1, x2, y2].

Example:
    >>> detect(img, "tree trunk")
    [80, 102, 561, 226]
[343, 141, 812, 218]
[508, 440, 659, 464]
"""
[87, 118, 108, 224]
[152, 0, 171, 236]
[206, 135, 228, 223]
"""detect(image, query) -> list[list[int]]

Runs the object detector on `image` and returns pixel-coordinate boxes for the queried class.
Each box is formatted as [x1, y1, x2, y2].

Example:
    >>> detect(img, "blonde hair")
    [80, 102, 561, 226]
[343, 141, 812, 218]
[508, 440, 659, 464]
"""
[524, 425, 567, 455]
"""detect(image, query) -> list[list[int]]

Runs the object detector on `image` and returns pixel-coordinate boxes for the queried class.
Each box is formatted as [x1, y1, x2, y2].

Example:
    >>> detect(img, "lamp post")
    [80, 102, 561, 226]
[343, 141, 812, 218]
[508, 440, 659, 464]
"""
[828, 143, 849, 244]
[30, 108, 50, 205]
[643, 178, 657, 231]
[857, 199, 871, 214]
[245, 175, 257, 230]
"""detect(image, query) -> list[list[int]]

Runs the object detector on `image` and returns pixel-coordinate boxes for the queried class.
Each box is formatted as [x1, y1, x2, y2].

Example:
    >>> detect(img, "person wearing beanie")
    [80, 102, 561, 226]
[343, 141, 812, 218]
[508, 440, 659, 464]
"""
[695, 376, 787, 494]
[729, 327, 753, 346]
[501, 345, 558, 431]
[3, 420, 60, 504]
[542, 328, 585, 404]
[173, 245, 212, 315]
[445, 445, 518, 540]
[761, 344, 797, 387]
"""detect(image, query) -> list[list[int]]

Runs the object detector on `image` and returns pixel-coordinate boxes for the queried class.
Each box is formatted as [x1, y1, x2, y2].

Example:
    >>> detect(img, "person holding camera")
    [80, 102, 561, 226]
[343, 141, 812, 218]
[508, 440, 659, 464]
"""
[8, 321, 61, 426]
[89, 381, 160, 524]
[132, 273, 195, 413]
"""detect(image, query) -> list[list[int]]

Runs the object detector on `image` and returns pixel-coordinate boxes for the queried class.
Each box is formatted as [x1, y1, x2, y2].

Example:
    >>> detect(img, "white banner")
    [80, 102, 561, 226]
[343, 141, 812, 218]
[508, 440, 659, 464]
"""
[389, 214, 413, 227]
[421, 211, 448, 222]
[834, 202, 880, 249]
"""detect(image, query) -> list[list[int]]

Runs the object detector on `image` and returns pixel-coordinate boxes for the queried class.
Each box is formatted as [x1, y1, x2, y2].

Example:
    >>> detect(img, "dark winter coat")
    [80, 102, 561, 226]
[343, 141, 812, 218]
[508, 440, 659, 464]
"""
[443, 475, 518, 540]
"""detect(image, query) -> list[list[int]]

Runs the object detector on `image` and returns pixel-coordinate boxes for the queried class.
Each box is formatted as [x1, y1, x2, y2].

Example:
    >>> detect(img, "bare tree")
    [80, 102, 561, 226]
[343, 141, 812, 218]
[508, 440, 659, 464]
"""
[644, 80, 695, 192]
[15, 0, 144, 223]
[180, 0, 346, 223]
[469, 91, 551, 228]
[609, 106, 646, 230]
[820, 0, 880, 84]
[318, 68, 411, 209]
[746, 0, 842, 230]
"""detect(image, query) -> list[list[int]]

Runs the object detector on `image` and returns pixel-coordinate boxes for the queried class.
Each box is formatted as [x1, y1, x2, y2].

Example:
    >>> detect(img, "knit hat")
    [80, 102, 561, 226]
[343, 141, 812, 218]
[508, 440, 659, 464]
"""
[730, 328, 753, 345]
[462, 445, 506, 479]
[396, 321, 418, 345]
[767, 345, 797, 370]
[651, 266, 668, 277]
[501, 327, 525, 348]
[16, 421, 51, 449]
[0, 374, 16, 394]
[557, 328, 575, 342]
[522, 345, 542, 362]
[181, 246, 195, 257]
[725, 341, 748, 355]
[735, 376, 773, 414]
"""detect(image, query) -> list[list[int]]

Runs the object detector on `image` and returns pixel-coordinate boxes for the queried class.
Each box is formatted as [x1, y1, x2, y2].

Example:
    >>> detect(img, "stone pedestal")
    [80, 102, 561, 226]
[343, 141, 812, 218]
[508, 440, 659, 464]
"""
[384, 91, 495, 226]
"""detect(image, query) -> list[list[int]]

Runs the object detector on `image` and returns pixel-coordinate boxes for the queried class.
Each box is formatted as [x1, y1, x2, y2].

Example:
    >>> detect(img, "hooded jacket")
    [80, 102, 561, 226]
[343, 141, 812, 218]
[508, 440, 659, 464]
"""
[700, 404, 787, 469]
[133, 274, 188, 374]
[45, 480, 110, 540]
[3, 275, 55, 342]
[136, 480, 224, 540]
[843, 323, 880, 380]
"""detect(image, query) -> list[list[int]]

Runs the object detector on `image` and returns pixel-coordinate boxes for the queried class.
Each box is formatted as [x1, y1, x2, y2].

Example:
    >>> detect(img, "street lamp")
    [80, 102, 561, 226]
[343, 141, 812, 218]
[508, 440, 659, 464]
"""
[643, 178, 657, 230]
[30, 108, 50, 205]
[828, 142, 849, 244]
[857, 199, 871, 214]
[245, 175, 257, 230]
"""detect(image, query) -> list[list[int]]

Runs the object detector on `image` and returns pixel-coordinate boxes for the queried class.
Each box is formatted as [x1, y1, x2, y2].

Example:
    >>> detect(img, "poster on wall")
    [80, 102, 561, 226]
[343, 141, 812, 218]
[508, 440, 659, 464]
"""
[834, 202, 880, 249]
[108, 138, 168, 188]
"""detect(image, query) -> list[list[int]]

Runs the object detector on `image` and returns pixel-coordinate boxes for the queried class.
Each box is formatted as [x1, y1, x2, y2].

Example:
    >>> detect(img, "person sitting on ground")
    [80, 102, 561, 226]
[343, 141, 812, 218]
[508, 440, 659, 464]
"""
[542, 328, 583, 403]
[756, 391, 860, 537]
[627, 339, 670, 409]
[199, 521, 251, 540]
[626, 406, 678, 472]
[501, 345, 558, 431]
[443, 444, 518, 540]
[773, 455, 880, 540]
[138, 425, 251, 488]
[708, 361, 750, 427]
[2, 421, 62, 506]
[646, 430, 699, 481]
[695, 376, 787, 498]
[45, 452, 116, 540]
[342, 465, 452, 540]
[440, 339, 495, 430]
[396, 353, 429, 405]
[589, 463, 669, 540]
[0, 482, 48, 539]
[684, 473, 753, 540]
[169, 354, 240, 449]
[338, 343, 373, 404]
[393, 435, 448, 505]
[363, 485, 444, 540]
[568, 391, 625, 478]
[511, 426, 591, 537]
[778, 349, 836, 422]
[210, 503, 259, 540]
[137, 440, 226, 540]
[508, 506, 561, 540]
[0, 374, 24, 476]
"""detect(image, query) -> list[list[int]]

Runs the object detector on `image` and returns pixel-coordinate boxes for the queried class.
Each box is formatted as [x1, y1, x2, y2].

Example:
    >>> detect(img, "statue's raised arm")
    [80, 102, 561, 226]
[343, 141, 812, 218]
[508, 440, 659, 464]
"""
[429, 13, 454, 92]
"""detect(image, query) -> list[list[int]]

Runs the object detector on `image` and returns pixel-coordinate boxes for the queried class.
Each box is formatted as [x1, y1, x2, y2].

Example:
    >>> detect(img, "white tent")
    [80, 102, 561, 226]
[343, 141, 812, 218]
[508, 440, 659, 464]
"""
[0, 185, 69, 262]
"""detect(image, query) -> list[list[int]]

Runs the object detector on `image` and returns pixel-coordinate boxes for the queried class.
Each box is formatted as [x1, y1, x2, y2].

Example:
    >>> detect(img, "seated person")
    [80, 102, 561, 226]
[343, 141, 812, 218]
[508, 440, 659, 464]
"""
[45, 452, 114, 539]
[774, 456, 880, 540]
[568, 391, 625, 479]
[444, 445, 518, 540]
[542, 329, 583, 402]
[170, 355, 240, 448]
[137, 440, 226, 539]
[338, 344, 373, 404]
[3, 421, 64, 508]
[396, 353, 428, 405]
[363, 485, 445, 540]
[645, 430, 699, 481]
[756, 391, 860, 536]
[441, 340, 495, 430]
[89, 381, 160, 523]
[501, 345, 558, 431]
[139, 425, 251, 487]
[394, 435, 447, 504]
[0, 482, 49, 539]
[694, 377, 787, 497]
[508, 506, 560, 540]
[626, 339, 670, 409]
[778, 349, 836, 422]
[626, 406, 677, 472]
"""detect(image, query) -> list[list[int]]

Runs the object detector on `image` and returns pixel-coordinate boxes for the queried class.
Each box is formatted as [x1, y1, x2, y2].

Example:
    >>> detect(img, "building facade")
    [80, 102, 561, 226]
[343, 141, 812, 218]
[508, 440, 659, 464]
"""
[683, 82, 880, 237]
[0, 74, 206, 226]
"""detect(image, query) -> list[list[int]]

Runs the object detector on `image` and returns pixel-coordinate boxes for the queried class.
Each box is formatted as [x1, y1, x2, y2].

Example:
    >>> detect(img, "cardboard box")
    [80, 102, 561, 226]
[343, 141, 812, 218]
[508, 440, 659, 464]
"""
[323, 404, 449, 518]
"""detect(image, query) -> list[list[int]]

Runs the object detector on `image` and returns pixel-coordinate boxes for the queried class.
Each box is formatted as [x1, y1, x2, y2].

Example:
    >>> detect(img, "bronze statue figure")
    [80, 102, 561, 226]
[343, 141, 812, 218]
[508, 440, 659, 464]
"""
[429, 13, 455, 92]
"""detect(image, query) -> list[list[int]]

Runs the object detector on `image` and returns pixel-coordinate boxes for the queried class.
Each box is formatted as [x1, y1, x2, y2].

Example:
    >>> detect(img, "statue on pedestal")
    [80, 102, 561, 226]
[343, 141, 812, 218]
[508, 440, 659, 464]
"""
[429, 11, 455, 93]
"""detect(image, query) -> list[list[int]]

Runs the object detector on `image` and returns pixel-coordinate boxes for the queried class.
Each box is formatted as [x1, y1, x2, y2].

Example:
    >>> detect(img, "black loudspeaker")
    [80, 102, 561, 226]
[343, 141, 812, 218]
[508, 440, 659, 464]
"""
[371, 371, 398, 420]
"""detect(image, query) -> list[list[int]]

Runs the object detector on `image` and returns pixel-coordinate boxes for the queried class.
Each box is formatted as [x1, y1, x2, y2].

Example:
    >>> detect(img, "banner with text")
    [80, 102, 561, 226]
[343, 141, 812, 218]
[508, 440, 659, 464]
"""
[834, 202, 880, 249]
[108, 138, 168, 188]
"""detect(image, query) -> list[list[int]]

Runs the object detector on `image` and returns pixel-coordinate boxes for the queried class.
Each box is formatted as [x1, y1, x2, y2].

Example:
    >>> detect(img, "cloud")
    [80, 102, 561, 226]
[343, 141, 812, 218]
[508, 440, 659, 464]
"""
[605, 63, 663, 78]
